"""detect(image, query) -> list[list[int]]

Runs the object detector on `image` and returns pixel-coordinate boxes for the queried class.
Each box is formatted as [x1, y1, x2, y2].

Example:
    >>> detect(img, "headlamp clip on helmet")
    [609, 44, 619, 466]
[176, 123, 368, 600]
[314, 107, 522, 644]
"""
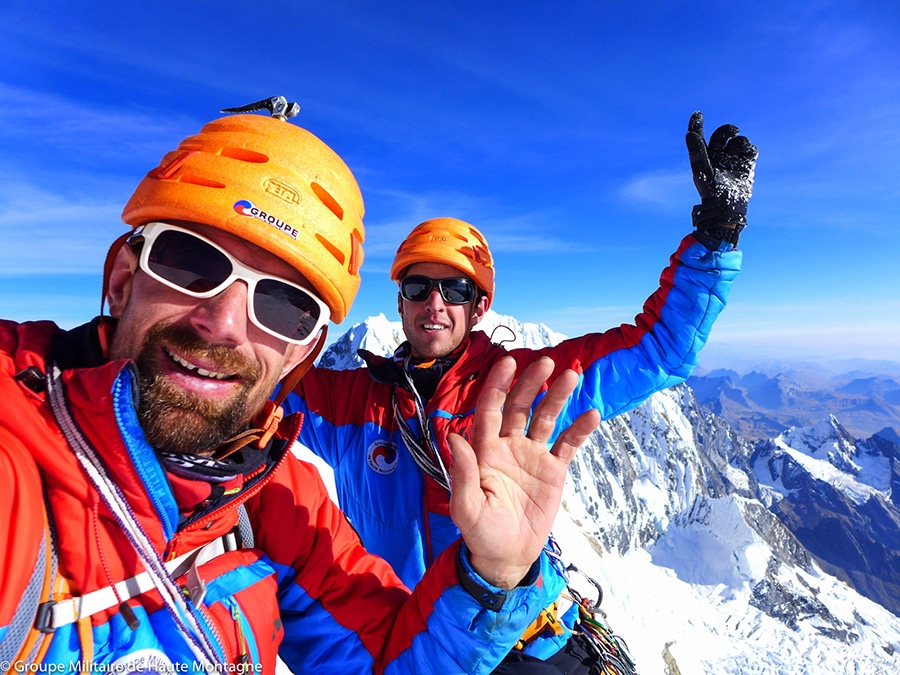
[220, 96, 301, 121]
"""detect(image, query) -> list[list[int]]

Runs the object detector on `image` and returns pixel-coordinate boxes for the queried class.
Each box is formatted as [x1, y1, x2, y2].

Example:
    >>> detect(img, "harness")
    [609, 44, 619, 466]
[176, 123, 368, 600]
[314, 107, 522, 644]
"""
[373, 341, 639, 674]
[391, 358, 452, 491]
[363, 345, 455, 492]
[542, 539, 638, 675]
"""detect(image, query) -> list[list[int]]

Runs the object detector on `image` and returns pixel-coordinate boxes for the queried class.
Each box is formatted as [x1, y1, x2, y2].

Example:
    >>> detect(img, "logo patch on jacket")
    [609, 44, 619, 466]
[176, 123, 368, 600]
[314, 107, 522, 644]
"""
[366, 439, 398, 474]
[109, 648, 174, 673]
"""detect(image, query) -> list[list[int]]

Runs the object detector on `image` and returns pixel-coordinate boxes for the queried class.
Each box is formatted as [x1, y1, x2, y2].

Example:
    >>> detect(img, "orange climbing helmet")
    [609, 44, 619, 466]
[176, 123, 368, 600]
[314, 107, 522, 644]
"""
[119, 98, 365, 323]
[390, 218, 495, 308]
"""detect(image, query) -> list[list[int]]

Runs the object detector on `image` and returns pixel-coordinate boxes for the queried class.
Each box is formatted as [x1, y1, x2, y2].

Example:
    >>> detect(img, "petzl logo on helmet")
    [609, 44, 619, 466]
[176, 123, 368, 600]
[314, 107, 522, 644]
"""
[264, 178, 301, 204]
[366, 439, 398, 475]
[233, 200, 300, 240]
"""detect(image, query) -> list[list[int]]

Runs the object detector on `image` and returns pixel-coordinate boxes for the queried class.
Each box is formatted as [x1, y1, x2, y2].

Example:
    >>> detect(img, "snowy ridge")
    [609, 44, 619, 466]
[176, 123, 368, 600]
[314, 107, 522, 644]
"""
[762, 415, 893, 505]
[319, 309, 567, 368]
[306, 313, 900, 675]
[750, 414, 900, 622]
[472, 310, 568, 349]
[318, 313, 405, 370]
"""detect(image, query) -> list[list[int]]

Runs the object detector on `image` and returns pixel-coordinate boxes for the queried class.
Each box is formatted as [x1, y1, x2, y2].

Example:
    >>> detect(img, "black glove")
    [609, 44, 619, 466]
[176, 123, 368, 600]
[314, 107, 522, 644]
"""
[686, 111, 758, 248]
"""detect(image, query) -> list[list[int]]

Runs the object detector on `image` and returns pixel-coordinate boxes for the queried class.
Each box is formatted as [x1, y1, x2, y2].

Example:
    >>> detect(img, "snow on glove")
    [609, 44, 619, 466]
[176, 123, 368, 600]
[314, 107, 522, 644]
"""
[686, 111, 758, 248]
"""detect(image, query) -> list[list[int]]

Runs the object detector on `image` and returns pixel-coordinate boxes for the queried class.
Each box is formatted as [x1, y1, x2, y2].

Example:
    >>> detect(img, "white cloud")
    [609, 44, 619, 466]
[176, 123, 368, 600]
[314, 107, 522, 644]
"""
[620, 170, 691, 213]
[362, 188, 593, 258]
[0, 82, 197, 164]
[0, 179, 124, 275]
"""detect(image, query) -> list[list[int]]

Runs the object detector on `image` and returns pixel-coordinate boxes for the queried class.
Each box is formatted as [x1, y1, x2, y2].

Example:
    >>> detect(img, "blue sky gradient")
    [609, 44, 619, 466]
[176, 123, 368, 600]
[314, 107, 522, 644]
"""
[2, 1, 899, 368]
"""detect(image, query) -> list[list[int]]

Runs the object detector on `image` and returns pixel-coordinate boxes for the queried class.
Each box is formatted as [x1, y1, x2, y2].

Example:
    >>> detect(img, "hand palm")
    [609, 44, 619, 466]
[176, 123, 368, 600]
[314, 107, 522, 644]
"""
[449, 357, 600, 588]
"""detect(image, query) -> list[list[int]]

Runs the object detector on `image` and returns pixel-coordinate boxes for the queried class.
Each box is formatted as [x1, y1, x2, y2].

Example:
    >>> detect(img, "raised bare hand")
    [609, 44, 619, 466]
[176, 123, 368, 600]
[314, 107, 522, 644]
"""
[448, 356, 600, 589]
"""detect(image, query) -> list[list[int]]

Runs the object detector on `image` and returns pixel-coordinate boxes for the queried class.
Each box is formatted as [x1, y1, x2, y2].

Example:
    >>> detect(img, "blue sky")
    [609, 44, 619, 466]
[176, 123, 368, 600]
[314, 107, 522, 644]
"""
[1, 1, 899, 369]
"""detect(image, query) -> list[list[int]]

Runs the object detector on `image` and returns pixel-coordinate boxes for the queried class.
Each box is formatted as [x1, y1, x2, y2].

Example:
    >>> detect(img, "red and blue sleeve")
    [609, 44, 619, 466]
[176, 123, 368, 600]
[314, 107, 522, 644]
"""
[510, 234, 742, 429]
[248, 455, 554, 675]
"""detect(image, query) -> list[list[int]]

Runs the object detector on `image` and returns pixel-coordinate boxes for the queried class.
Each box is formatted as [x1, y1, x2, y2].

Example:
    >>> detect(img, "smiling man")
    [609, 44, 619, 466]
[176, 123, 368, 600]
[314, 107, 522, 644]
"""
[0, 98, 599, 673]
[283, 113, 758, 673]
[399, 263, 477, 360]
[106, 220, 314, 456]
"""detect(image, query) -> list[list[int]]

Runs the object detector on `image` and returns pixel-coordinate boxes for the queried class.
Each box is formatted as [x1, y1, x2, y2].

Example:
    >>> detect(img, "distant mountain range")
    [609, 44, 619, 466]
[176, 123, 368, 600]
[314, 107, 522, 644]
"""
[309, 310, 900, 674]
[688, 367, 900, 441]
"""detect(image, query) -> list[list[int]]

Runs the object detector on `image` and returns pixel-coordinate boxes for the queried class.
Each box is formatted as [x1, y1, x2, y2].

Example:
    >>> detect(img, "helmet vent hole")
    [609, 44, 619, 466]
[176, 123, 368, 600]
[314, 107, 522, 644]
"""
[349, 230, 363, 276]
[316, 233, 345, 265]
[179, 174, 226, 189]
[219, 147, 269, 164]
[311, 182, 344, 221]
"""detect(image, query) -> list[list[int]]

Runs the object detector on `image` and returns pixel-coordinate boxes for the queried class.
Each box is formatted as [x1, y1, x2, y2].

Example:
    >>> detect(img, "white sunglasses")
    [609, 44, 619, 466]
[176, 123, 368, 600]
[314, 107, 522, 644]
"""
[131, 222, 330, 345]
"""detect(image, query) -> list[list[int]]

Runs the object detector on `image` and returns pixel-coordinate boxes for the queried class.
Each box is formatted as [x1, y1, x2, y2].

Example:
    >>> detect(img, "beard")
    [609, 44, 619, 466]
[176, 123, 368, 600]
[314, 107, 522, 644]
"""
[133, 322, 266, 456]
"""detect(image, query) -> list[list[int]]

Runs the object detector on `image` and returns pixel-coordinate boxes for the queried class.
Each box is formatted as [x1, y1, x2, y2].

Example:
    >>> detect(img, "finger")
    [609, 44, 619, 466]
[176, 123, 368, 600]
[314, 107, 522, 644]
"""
[526, 368, 579, 443]
[471, 356, 517, 444]
[549, 408, 601, 465]
[708, 124, 740, 156]
[725, 135, 759, 162]
[687, 110, 704, 137]
[448, 432, 483, 525]
[686, 131, 712, 175]
[686, 112, 714, 192]
[498, 357, 555, 438]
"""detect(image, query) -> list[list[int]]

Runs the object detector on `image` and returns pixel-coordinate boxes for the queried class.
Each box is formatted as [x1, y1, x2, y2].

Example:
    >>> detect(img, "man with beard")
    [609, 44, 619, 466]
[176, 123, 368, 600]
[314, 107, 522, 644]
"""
[283, 112, 758, 673]
[0, 98, 599, 673]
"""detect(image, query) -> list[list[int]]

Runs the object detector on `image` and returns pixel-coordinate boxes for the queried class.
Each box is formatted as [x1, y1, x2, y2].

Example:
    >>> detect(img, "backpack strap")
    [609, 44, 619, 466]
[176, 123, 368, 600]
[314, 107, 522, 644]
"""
[237, 503, 254, 549]
[0, 493, 62, 666]
[0, 529, 50, 662]
[46, 363, 222, 666]
[34, 530, 242, 633]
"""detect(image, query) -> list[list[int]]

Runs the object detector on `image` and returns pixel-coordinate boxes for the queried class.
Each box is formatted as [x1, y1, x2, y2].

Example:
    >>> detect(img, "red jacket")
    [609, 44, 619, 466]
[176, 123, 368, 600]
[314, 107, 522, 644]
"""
[0, 319, 551, 674]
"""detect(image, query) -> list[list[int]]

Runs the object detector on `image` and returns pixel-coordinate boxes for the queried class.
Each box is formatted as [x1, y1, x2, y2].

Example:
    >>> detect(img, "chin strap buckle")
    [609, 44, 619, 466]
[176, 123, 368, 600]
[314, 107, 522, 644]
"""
[255, 400, 284, 449]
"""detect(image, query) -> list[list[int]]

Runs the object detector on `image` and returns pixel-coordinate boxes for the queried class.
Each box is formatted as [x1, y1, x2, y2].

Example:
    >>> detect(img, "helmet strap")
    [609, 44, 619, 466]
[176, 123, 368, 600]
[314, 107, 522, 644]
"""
[469, 292, 487, 326]
[274, 325, 327, 409]
[251, 324, 328, 451]
[209, 325, 327, 459]
[97, 318, 114, 360]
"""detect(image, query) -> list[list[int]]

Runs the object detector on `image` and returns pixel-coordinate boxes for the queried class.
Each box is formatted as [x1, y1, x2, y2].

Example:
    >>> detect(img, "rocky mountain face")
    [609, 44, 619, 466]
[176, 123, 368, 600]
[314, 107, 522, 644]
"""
[317, 313, 405, 369]
[313, 311, 900, 674]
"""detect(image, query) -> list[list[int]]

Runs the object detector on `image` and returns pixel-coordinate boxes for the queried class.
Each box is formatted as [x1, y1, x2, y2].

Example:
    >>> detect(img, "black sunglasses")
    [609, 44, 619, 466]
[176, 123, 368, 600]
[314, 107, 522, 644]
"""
[399, 275, 476, 305]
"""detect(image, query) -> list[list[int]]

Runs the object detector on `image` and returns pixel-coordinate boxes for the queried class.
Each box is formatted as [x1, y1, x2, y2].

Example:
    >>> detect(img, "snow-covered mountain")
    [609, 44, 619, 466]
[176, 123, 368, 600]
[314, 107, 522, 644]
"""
[751, 416, 900, 617]
[564, 389, 900, 674]
[305, 311, 900, 674]
[318, 309, 568, 369]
